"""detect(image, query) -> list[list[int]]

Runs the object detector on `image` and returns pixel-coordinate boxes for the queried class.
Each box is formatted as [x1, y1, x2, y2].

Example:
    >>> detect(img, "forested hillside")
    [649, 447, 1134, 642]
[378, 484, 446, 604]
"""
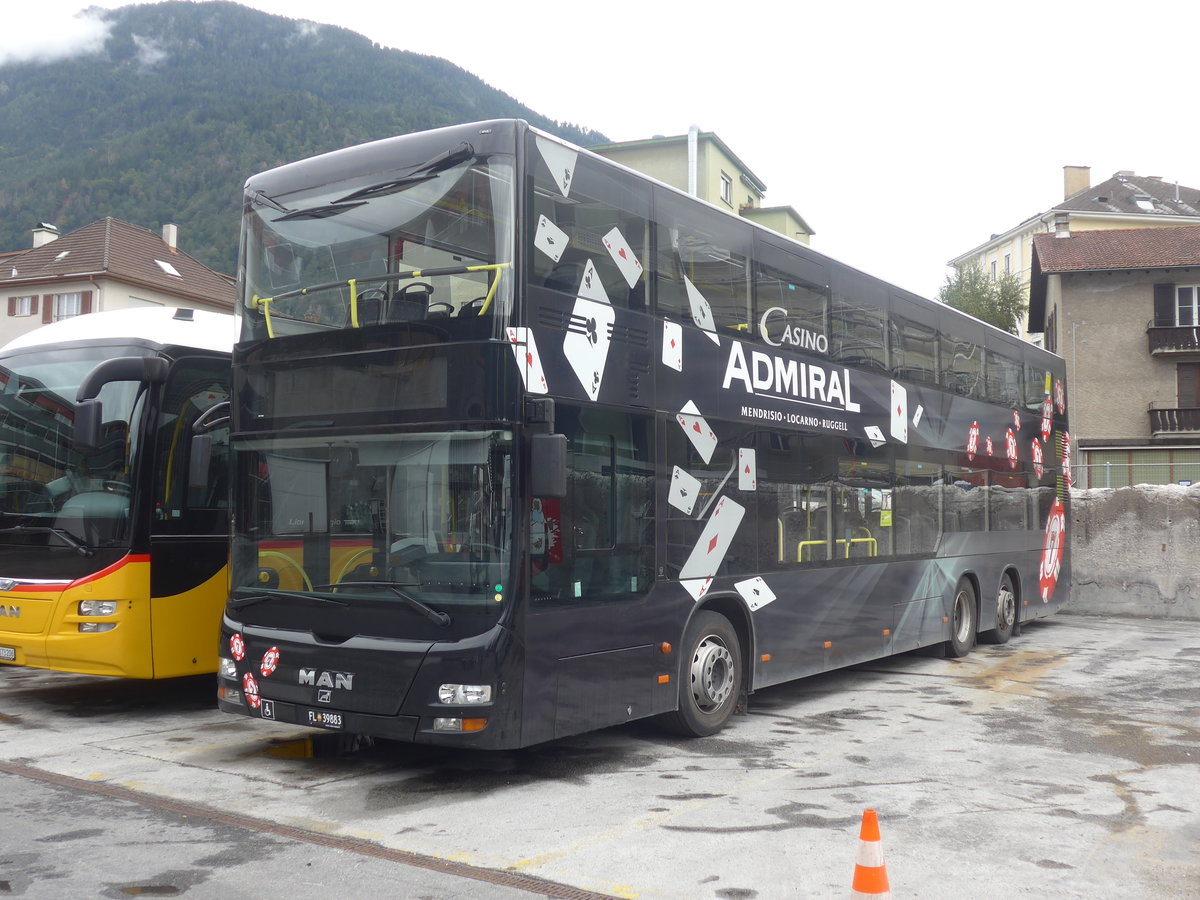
[0, 1, 605, 274]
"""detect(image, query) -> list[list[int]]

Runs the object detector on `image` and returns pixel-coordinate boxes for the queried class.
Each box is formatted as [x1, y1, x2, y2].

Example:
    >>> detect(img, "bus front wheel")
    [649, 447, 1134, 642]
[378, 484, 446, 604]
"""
[663, 611, 742, 737]
[945, 577, 977, 658]
[980, 573, 1017, 644]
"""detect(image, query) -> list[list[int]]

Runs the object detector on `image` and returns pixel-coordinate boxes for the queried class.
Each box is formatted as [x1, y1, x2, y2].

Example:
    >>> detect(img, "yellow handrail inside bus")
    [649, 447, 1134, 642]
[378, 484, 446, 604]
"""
[333, 547, 375, 584]
[254, 263, 512, 337]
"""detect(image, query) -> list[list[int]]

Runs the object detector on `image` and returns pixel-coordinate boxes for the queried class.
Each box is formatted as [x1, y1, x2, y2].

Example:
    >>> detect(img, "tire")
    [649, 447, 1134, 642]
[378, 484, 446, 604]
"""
[662, 611, 743, 737]
[945, 577, 977, 658]
[980, 573, 1017, 644]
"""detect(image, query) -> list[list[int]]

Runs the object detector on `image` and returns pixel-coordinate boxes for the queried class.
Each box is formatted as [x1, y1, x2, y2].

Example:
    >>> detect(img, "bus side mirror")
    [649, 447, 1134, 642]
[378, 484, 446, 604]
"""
[74, 399, 102, 450]
[188, 433, 213, 491]
[530, 433, 567, 498]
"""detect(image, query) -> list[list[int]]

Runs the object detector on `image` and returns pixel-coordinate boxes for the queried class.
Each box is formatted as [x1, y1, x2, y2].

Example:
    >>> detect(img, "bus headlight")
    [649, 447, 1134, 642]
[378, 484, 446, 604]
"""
[219, 657, 238, 679]
[79, 600, 118, 616]
[78, 622, 117, 633]
[433, 717, 488, 733]
[438, 683, 492, 704]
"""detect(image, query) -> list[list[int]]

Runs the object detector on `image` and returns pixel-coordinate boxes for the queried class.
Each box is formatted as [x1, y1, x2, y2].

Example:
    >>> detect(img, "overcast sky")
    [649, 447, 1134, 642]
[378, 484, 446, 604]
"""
[6, 0, 1200, 297]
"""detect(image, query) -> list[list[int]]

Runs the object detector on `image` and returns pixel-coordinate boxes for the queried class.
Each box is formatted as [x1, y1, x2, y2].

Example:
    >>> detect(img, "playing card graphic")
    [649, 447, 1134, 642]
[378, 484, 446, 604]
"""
[680, 577, 713, 601]
[967, 421, 980, 461]
[602, 227, 643, 288]
[738, 448, 757, 491]
[913, 404, 924, 427]
[506, 327, 549, 394]
[680, 496, 746, 580]
[1013, 409, 1021, 431]
[735, 576, 777, 612]
[1041, 395, 1053, 443]
[563, 297, 614, 402]
[577, 258, 610, 304]
[683, 276, 720, 345]
[534, 215, 569, 262]
[890, 380, 908, 444]
[677, 400, 718, 464]
[669, 466, 702, 515]
[864, 425, 886, 448]
[1054, 379, 1066, 414]
[985, 435, 995, 457]
[1032, 437, 1044, 479]
[662, 320, 683, 371]
[1061, 431, 1073, 488]
[534, 135, 577, 197]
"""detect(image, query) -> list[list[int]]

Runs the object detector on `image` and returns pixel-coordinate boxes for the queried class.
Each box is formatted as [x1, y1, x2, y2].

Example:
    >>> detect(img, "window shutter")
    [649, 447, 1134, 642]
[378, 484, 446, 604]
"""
[31, 297, 38, 316]
[42, 295, 53, 323]
[1153, 283, 1175, 327]
[81, 290, 93, 315]
[6, 297, 13, 317]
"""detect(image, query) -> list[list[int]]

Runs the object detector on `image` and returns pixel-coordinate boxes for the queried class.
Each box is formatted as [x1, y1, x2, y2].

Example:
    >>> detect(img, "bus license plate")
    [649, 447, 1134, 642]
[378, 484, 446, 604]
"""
[306, 710, 342, 730]
[0, 647, 15, 661]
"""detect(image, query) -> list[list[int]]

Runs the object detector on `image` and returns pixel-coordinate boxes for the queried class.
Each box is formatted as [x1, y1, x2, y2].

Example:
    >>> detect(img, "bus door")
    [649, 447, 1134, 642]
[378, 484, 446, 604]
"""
[148, 356, 230, 677]
[523, 404, 664, 743]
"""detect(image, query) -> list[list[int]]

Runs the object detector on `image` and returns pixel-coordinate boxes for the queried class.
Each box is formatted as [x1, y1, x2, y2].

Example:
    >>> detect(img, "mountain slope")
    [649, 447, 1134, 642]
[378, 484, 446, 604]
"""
[0, 1, 605, 274]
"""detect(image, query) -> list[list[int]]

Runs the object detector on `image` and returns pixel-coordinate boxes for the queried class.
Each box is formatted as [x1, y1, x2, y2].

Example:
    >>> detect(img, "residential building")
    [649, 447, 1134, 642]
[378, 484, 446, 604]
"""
[590, 128, 814, 245]
[1028, 225, 1200, 487]
[0, 218, 235, 345]
[951, 168, 1200, 325]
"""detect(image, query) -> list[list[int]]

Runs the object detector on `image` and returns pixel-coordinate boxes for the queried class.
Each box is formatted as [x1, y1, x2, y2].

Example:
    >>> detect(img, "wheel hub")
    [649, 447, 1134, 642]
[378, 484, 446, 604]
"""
[691, 636, 734, 712]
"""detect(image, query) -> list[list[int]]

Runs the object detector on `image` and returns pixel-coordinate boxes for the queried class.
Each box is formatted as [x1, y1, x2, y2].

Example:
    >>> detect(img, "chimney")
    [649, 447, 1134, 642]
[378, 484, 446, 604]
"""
[162, 223, 179, 251]
[31, 222, 59, 248]
[1053, 212, 1071, 238]
[1063, 166, 1090, 200]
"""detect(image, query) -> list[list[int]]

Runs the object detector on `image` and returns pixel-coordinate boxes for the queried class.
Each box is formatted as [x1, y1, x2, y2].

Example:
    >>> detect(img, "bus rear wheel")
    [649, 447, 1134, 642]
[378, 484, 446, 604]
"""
[945, 577, 977, 658]
[980, 573, 1017, 644]
[663, 611, 742, 737]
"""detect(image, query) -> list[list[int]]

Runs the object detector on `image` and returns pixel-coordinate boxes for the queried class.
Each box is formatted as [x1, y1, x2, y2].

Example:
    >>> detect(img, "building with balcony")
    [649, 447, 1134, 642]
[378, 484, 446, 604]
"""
[590, 128, 815, 245]
[0, 218, 234, 346]
[1028, 224, 1200, 487]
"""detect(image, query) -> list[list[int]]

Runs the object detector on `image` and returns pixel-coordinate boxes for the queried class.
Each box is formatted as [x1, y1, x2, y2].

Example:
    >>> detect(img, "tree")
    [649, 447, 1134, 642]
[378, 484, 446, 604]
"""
[938, 263, 1027, 334]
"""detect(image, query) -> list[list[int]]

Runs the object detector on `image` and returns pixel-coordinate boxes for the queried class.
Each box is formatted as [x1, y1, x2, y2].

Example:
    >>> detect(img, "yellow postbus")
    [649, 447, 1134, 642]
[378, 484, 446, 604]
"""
[0, 307, 234, 678]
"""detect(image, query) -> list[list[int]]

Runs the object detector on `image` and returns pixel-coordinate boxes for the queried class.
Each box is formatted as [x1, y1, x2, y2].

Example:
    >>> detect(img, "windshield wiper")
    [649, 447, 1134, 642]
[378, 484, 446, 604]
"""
[326, 581, 451, 626]
[0, 524, 93, 557]
[229, 587, 350, 610]
[334, 141, 476, 204]
[272, 200, 367, 222]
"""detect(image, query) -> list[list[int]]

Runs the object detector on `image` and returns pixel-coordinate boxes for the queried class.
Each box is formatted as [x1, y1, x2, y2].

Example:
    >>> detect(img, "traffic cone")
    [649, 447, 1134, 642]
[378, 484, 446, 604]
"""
[851, 809, 890, 898]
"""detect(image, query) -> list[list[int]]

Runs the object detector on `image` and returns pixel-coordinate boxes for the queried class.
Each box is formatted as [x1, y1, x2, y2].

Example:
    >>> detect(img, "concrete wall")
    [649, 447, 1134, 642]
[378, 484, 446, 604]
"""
[1069, 483, 1200, 619]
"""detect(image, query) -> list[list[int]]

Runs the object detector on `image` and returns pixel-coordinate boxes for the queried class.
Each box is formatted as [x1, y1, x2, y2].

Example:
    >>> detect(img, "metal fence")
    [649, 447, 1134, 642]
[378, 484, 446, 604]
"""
[1075, 460, 1200, 490]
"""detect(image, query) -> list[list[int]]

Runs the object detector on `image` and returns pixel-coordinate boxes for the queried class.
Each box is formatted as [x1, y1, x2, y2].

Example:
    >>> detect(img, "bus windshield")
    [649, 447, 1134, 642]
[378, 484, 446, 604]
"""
[241, 149, 515, 341]
[231, 429, 513, 630]
[0, 347, 146, 552]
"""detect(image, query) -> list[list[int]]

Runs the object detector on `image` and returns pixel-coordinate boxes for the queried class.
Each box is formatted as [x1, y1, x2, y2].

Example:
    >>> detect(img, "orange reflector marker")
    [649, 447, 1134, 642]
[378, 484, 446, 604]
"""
[942, 616, 949, 623]
[760, 653, 771, 662]
[657, 674, 670, 684]
[658, 642, 673, 654]
[461, 718, 487, 733]
[882, 629, 891, 636]
[823, 641, 833, 649]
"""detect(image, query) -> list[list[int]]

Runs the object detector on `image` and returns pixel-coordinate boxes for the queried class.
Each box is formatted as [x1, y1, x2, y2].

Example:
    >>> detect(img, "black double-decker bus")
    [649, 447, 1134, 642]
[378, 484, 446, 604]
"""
[218, 120, 1070, 748]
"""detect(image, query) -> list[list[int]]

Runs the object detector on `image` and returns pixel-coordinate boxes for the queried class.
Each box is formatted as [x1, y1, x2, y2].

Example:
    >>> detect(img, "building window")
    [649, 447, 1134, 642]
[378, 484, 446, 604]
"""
[1177, 286, 1200, 326]
[7, 296, 36, 317]
[719, 172, 733, 206]
[990, 260, 997, 281]
[1004, 254, 1011, 274]
[52, 292, 83, 321]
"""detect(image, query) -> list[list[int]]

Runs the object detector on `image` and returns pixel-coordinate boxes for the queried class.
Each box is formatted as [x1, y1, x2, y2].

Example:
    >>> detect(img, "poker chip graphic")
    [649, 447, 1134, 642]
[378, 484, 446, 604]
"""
[1032, 438, 1044, 479]
[1005, 428, 1018, 469]
[243, 672, 261, 709]
[1039, 498, 1066, 603]
[229, 633, 246, 662]
[967, 421, 980, 461]
[260, 646, 281, 677]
